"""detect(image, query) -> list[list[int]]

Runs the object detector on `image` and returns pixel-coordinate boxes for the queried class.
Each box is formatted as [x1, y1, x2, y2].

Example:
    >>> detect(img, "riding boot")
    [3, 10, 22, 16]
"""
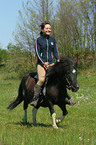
[30, 84, 41, 107]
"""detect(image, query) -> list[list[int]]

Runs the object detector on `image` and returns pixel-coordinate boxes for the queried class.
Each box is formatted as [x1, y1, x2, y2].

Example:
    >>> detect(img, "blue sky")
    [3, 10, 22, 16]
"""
[0, 0, 28, 49]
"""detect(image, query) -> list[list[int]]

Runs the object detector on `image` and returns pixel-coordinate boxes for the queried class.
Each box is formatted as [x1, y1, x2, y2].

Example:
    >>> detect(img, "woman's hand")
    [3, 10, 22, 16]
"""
[44, 62, 49, 70]
[57, 59, 60, 62]
[49, 63, 54, 66]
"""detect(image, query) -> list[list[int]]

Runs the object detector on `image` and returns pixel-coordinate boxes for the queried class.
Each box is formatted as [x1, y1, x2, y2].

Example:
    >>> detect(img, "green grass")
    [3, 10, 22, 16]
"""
[0, 68, 96, 145]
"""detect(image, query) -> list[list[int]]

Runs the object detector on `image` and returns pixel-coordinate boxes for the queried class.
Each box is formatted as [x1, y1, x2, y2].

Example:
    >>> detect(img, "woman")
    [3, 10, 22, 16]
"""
[30, 21, 75, 107]
[30, 21, 59, 107]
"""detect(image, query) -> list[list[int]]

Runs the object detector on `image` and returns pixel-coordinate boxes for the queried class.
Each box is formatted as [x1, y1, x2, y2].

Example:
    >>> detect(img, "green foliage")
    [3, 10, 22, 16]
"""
[5, 43, 36, 79]
[0, 68, 96, 145]
[7, 53, 36, 79]
[0, 48, 8, 65]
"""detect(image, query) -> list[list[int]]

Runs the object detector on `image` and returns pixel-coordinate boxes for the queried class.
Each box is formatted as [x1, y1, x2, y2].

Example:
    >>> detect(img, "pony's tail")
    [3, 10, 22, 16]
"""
[7, 80, 23, 110]
[7, 95, 23, 110]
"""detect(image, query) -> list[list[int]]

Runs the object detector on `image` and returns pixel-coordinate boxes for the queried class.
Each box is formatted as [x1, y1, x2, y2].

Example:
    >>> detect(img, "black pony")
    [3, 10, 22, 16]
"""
[7, 56, 79, 128]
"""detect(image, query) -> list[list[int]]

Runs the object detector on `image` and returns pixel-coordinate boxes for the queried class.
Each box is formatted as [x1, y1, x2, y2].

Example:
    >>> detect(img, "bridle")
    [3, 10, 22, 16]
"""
[65, 73, 76, 91]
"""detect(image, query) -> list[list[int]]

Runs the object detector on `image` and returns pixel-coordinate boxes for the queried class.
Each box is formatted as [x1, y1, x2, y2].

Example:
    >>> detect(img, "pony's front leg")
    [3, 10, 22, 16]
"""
[48, 101, 58, 129]
[22, 109, 27, 123]
[56, 104, 68, 124]
[52, 113, 58, 129]
[32, 107, 38, 126]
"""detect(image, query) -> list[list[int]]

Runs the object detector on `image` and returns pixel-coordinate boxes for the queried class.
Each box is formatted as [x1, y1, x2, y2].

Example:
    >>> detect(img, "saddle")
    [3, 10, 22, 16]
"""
[29, 66, 53, 97]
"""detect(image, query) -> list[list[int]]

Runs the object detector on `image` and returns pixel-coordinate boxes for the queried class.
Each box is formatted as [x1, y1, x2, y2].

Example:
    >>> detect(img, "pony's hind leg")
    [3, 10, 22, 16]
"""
[22, 100, 28, 123]
[22, 109, 27, 123]
[32, 107, 38, 126]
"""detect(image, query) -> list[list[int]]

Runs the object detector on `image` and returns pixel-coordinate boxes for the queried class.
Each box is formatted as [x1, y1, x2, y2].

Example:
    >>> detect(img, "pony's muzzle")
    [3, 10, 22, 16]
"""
[75, 83, 79, 92]
[71, 82, 79, 92]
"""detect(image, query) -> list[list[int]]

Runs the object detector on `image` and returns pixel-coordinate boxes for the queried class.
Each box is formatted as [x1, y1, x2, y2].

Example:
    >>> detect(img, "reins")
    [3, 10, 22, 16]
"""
[65, 74, 76, 90]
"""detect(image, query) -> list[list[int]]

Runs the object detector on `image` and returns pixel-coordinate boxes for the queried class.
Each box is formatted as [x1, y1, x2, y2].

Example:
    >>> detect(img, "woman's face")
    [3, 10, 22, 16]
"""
[42, 24, 51, 35]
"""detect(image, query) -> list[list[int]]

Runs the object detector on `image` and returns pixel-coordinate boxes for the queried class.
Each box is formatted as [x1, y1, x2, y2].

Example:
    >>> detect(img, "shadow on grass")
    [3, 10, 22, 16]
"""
[7, 121, 32, 127]
[17, 122, 52, 128]
[7, 121, 52, 128]
[7, 121, 68, 129]
[37, 123, 52, 128]
[36, 123, 68, 129]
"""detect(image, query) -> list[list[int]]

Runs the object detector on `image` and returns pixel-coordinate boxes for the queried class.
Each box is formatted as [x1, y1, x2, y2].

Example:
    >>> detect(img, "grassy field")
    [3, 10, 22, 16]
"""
[0, 68, 96, 145]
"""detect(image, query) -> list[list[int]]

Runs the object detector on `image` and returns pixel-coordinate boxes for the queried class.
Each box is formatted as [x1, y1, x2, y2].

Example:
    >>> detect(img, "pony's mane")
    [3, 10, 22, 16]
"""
[47, 56, 75, 77]
[60, 56, 75, 66]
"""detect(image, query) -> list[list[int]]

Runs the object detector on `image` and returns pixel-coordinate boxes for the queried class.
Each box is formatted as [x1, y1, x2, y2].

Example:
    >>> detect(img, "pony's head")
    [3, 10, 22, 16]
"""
[59, 56, 79, 92]
[47, 56, 79, 92]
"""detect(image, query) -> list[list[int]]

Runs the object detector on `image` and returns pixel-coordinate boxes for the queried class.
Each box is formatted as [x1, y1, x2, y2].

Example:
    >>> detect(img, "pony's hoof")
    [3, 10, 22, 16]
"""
[56, 116, 65, 124]
[56, 119, 61, 124]
[53, 125, 58, 129]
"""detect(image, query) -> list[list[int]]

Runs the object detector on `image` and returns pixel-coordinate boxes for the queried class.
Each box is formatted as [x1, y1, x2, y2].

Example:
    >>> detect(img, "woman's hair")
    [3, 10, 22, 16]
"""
[40, 21, 51, 36]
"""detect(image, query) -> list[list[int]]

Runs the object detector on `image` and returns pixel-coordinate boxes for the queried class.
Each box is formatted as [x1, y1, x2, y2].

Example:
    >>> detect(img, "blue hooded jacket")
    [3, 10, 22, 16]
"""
[36, 34, 59, 66]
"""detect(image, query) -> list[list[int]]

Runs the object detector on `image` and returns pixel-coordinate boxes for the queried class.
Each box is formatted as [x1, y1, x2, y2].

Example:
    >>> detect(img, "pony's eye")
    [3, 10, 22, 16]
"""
[72, 69, 76, 74]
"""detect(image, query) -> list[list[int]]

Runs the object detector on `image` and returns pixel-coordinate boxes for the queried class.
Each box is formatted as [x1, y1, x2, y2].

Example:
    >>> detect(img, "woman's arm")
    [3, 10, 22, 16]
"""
[36, 39, 44, 65]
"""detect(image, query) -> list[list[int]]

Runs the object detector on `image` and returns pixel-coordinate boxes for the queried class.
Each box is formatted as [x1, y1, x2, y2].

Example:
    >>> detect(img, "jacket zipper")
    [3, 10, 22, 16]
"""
[46, 39, 48, 62]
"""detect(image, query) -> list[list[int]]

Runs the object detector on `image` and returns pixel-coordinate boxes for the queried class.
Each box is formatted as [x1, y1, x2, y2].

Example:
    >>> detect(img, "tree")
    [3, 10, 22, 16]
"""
[55, 0, 81, 58]
[52, 0, 96, 68]
[92, 0, 96, 53]
[0, 48, 8, 66]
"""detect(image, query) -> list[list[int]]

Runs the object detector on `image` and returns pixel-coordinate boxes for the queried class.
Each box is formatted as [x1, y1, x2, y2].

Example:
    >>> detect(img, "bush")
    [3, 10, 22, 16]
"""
[0, 48, 8, 66]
